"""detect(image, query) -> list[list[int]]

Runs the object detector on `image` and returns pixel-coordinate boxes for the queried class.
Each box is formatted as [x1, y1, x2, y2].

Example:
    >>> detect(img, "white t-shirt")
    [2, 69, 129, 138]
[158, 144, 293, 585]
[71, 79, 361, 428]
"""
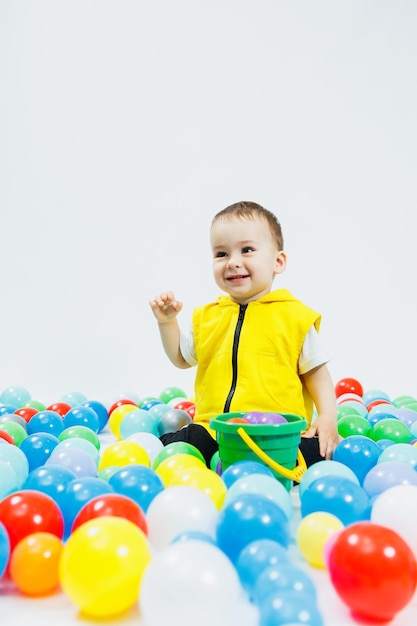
[179, 324, 329, 375]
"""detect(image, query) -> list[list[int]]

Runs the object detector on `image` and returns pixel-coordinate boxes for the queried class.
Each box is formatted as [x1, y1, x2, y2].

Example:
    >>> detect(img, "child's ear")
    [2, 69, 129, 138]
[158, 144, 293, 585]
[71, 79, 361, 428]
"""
[274, 251, 287, 275]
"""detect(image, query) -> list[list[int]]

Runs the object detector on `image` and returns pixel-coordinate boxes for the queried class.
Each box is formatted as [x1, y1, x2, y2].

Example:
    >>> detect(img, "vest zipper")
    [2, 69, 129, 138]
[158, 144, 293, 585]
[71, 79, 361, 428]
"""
[223, 303, 248, 413]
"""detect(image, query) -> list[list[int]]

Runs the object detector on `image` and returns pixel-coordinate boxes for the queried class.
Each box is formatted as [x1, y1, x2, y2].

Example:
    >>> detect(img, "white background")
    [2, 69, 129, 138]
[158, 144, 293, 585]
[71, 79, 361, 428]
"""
[1, 0, 416, 409]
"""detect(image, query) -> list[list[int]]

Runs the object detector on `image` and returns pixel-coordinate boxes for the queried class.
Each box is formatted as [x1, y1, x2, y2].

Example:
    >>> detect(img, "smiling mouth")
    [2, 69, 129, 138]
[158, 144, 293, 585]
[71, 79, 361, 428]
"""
[226, 275, 249, 282]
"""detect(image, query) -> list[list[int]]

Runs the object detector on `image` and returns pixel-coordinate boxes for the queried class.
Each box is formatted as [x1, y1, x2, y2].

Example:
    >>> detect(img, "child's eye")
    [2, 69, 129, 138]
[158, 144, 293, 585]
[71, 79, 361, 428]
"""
[215, 251, 227, 258]
[242, 246, 254, 254]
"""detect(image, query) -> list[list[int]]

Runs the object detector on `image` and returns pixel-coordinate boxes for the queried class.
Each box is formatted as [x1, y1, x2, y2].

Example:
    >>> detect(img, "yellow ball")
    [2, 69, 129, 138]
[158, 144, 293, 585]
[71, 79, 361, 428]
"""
[296, 511, 344, 568]
[59, 516, 151, 618]
[169, 466, 227, 510]
[108, 404, 138, 439]
[98, 441, 150, 472]
[155, 453, 206, 487]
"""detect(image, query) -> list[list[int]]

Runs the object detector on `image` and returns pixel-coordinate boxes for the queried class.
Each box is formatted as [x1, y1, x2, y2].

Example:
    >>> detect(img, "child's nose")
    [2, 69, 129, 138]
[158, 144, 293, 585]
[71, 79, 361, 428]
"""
[227, 255, 242, 268]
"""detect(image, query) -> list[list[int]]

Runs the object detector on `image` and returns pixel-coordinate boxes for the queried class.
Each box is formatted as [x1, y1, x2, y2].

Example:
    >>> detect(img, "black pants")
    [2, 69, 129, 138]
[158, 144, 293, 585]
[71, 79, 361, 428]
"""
[160, 423, 324, 470]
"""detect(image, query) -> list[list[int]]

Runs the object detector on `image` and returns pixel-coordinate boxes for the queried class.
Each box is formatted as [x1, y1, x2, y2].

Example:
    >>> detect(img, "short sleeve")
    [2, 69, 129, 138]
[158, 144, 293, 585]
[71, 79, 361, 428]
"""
[298, 325, 329, 375]
[179, 328, 197, 366]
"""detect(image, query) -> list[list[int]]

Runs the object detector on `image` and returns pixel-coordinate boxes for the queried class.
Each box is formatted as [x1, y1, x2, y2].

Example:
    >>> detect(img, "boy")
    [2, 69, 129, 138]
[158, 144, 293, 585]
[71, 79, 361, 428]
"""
[150, 201, 339, 467]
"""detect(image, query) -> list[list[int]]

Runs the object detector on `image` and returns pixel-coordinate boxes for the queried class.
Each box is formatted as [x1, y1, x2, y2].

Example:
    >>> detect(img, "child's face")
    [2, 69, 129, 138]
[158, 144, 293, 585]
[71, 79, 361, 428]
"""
[210, 215, 286, 304]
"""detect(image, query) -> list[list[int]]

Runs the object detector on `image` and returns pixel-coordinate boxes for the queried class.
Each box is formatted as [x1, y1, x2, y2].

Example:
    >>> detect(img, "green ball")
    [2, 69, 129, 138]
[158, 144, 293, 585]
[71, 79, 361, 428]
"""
[59, 425, 100, 450]
[159, 386, 187, 404]
[371, 418, 413, 444]
[23, 399, 46, 411]
[337, 415, 372, 439]
[0, 421, 27, 445]
[392, 395, 417, 408]
[337, 404, 363, 421]
[153, 441, 205, 469]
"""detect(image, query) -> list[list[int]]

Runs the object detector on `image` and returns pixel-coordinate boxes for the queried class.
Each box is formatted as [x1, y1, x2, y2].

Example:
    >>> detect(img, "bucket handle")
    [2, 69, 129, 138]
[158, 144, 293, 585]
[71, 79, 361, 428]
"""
[236, 427, 307, 483]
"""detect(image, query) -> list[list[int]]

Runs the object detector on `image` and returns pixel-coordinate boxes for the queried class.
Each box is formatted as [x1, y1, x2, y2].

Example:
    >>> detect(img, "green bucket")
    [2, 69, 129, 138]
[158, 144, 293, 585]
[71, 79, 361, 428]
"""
[210, 412, 307, 491]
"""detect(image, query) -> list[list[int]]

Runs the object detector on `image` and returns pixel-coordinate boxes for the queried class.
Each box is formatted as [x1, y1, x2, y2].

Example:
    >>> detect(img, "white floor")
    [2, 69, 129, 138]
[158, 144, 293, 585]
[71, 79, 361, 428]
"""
[2, 431, 417, 626]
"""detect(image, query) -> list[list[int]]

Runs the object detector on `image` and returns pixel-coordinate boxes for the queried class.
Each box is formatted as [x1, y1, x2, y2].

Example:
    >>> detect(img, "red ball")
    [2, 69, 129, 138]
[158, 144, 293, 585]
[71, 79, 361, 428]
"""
[46, 402, 72, 417]
[71, 493, 148, 536]
[366, 399, 391, 411]
[328, 521, 417, 622]
[0, 490, 64, 551]
[14, 407, 38, 423]
[0, 430, 15, 444]
[335, 377, 363, 399]
[108, 399, 138, 416]
[227, 418, 249, 424]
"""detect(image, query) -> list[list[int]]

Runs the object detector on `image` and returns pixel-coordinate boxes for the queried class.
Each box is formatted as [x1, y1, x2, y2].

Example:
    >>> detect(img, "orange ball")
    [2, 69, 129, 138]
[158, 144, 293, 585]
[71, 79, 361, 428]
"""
[10, 532, 63, 596]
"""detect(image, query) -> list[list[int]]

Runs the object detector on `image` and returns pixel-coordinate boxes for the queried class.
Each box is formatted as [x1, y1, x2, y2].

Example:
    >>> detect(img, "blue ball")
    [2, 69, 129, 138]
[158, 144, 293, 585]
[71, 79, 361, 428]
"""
[258, 589, 323, 626]
[19, 432, 60, 471]
[83, 400, 109, 432]
[108, 464, 164, 513]
[221, 460, 274, 489]
[0, 521, 10, 578]
[301, 475, 372, 526]
[26, 410, 65, 437]
[63, 406, 100, 433]
[254, 563, 318, 606]
[333, 435, 381, 485]
[235, 539, 290, 598]
[216, 493, 291, 564]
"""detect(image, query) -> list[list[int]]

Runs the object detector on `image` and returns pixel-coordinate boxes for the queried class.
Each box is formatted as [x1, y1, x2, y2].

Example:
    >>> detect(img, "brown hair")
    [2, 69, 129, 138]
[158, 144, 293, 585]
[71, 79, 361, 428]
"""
[212, 201, 284, 250]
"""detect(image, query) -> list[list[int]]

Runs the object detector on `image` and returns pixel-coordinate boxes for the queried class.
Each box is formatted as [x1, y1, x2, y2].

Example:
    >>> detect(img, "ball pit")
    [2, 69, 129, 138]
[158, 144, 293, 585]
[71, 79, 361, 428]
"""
[1, 380, 417, 625]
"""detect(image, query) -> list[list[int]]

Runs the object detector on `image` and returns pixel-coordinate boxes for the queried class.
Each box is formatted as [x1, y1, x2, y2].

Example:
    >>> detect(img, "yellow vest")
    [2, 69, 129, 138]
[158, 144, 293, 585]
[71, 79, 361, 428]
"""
[192, 289, 321, 433]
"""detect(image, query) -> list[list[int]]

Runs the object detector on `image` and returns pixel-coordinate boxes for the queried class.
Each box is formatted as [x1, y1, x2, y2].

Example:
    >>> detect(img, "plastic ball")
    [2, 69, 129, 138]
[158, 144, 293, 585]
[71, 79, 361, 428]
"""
[216, 493, 290, 564]
[63, 406, 100, 433]
[46, 402, 72, 416]
[58, 476, 114, 539]
[154, 452, 206, 487]
[27, 410, 65, 438]
[335, 377, 363, 398]
[296, 511, 344, 568]
[124, 431, 164, 464]
[51, 438, 100, 466]
[72, 492, 147, 535]
[337, 415, 371, 438]
[253, 562, 318, 606]
[22, 465, 77, 512]
[371, 418, 413, 443]
[363, 460, 417, 499]
[46, 446, 98, 478]
[157, 408, 193, 435]
[58, 424, 100, 450]
[221, 460, 274, 489]
[153, 441, 205, 468]
[82, 400, 109, 432]
[224, 472, 292, 520]
[108, 464, 164, 513]
[0, 442, 29, 486]
[139, 539, 242, 626]
[19, 432, 60, 471]
[13, 406, 38, 422]
[327, 521, 417, 622]
[235, 538, 290, 598]
[0, 386, 31, 407]
[59, 517, 151, 618]
[258, 589, 324, 626]
[108, 403, 138, 439]
[159, 386, 187, 403]
[9, 532, 63, 596]
[362, 389, 391, 405]
[60, 391, 88, 407]
[119, 408, 159, 438]
[98, 440, 150, 472]
[396, 407, 417, 429]
[108, 398, 138, 415]
[377, 442, 417, 468]
[169, 466, 227, 510]
[146, 486, 218, 551]
[332, 435, 381, 485]
[299, 459, 359, 498]
[301, 475, 371, 526]
[0, 420, 27, 445]
[371, 484, 417, 558]
[0, 490, 64, 550]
